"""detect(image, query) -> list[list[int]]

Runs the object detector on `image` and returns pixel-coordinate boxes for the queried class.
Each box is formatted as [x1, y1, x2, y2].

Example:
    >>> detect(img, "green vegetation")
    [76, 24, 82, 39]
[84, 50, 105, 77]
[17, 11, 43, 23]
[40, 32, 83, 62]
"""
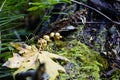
[0, 0, 120, 80]
[47, 38, 108, 80]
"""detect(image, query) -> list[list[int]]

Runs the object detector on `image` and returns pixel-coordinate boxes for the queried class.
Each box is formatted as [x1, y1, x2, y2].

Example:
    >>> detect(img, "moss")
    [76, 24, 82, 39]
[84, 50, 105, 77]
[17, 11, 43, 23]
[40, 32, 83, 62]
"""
[112, 70, 120, 80]
[62, 40, 102, 80]
[46, 25, 110, 80]
[47, 39, 109, 80]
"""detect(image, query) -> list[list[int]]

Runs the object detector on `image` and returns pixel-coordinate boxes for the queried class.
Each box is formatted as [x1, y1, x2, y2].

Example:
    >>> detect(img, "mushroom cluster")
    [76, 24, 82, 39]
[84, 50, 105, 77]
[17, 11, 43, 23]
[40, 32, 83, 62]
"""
[38, 32, 62, 50]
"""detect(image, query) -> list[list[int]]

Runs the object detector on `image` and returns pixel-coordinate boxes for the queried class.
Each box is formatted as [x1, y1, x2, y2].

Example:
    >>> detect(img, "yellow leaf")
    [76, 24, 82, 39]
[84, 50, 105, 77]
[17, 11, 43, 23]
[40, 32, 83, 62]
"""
[41, 51, 69, 61]
[38, 51, 69, 80]
[11, 43, 38, 57]
[2, 53, 25, 68]
[13, 53, 39, 76]
[3, 43, 69, 80]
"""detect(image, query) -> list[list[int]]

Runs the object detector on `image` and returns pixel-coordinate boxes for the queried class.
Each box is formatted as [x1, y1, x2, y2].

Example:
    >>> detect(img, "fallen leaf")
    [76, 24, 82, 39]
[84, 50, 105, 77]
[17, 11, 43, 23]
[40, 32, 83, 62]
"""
[3, 43, 69, 80]
[11, 43, 38, 57]
[2, 53, 25, 68]
[13, 53, 39, 76]
[38, 51, 69, 80]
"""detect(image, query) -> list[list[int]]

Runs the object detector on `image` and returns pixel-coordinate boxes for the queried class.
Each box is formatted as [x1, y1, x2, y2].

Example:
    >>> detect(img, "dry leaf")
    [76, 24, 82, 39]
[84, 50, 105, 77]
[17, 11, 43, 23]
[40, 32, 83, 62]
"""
[11, 43, 38, 57]
[2, 53, 25, 68]
[13, 53, 39, 76]
[3, 43, 69, 80]
[38, 51, 69, 80]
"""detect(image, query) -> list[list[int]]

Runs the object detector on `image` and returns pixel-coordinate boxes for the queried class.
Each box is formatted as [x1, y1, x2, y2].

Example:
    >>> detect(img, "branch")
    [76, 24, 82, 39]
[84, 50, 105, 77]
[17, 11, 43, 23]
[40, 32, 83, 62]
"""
[71, 0, 120, 25]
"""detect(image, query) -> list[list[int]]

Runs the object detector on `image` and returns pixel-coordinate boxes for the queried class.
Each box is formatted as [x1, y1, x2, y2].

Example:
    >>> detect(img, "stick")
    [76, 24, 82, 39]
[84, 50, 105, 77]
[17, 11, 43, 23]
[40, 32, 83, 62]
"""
[71, 0, 120, 25]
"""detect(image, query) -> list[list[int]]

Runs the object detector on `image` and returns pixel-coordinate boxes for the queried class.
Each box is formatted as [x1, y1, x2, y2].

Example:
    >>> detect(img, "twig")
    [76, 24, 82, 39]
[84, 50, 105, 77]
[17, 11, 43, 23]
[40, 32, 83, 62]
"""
[71, 0, 120, 25]
[77, 21, 112, 24]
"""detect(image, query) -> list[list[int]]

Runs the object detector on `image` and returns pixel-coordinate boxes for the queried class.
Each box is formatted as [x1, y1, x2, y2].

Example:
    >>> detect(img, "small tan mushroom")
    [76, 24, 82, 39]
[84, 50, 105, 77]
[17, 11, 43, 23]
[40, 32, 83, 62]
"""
[43, 35, 50, 41]
[50, 32, 55, 38]
[55, 32, 62, 39]
[55, 32, 60, 37]
[38, 38, 47, 50]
